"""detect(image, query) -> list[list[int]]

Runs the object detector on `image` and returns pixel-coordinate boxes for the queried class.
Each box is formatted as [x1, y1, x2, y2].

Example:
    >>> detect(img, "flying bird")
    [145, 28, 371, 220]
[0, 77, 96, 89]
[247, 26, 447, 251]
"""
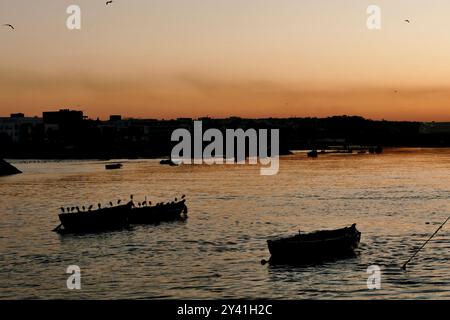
[3, 24, 14, 30]
[404, 19, 410, 23]
[106, 1, 114, 5]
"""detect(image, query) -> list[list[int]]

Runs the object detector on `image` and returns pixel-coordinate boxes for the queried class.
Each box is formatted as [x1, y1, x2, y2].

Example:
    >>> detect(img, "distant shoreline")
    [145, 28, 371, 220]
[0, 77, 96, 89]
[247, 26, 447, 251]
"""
[6, 146, 450, 162]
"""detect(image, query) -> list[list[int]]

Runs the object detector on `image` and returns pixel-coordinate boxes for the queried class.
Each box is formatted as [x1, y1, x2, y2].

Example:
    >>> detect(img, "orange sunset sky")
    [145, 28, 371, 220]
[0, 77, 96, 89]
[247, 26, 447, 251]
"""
[1, 0, 450, 121]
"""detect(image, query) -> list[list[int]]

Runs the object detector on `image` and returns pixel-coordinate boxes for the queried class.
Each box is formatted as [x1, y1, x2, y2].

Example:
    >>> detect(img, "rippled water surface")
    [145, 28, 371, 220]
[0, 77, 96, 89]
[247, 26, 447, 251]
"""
[1, 148, 450, 299]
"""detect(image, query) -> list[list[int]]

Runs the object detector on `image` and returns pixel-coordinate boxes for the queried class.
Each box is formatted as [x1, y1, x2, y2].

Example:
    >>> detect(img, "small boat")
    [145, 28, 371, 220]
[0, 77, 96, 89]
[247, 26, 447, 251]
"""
[54, 203, 132, 234]
[160, 159, 178, 166]
[307, 150, 318, 158]
[129, 199, 188, 224]
[53, 196, 188, 234]
[105, 163, 123, 170]
[267, 224, 361, 264]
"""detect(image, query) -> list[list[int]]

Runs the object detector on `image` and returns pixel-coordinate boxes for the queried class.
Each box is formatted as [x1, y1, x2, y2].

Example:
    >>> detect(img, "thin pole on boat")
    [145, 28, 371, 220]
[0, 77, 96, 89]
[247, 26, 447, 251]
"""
[401, 214, 450, 270]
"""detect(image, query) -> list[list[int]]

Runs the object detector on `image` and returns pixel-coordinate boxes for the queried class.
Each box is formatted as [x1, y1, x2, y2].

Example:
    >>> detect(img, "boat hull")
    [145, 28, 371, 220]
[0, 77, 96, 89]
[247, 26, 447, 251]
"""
[54, 199, 188, 234]
[57, 203, 132, 234]
[105, 163, 122, 170]
[267, 224, 361, 264]
[129, 200, 187, 224]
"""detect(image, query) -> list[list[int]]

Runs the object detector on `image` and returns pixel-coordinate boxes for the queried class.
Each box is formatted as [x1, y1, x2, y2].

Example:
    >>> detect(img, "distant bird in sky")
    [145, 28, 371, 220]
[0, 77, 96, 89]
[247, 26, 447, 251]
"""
[106, 1, 114, 5]
[2, 24, 14, 30]
[404, 19, 410, 23]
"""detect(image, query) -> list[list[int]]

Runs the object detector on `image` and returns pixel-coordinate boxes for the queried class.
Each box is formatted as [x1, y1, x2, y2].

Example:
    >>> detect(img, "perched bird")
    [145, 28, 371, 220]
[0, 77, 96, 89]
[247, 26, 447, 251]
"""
[76, 206, 80, 212]
[71, 207, 75, 212]
[109, 201, 113, 207]
[106, 1, 113, 5]
[130, 195, 134, 200]
[66, 207, 71, 213]
[117, 199, 121, 205]
[181, 195, 186, 199]
[142, 200, 147, 207]
[98, 203, 101, 209]
[138, 202, 141, 207]
[3, 24, 14, 30]
[175, 198, 178, 202]
[82, 206, 86, 211]
[88, 205, 93, 211]
[60, 207, 65, 213]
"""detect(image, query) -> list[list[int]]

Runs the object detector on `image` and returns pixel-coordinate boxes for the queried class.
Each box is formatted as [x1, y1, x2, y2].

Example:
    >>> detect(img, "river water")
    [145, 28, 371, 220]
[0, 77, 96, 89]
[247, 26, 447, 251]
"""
[1, 148, 449, 299]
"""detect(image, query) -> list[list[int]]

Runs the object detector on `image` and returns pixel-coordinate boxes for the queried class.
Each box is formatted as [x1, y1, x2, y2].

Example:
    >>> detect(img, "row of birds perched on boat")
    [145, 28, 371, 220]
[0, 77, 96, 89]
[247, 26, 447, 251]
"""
[60, 194, 186, 213]
[55, 194, 188, 234]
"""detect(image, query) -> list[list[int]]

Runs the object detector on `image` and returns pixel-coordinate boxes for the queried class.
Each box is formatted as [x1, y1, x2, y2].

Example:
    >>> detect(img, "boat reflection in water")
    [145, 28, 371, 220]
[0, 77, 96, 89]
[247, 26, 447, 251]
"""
[266, 224, 361, 265]
[53, 196, 188, 234]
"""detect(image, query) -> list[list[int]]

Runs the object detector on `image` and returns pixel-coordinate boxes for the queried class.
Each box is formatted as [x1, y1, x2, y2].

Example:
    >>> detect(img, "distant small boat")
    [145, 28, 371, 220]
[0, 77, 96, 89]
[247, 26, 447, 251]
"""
[105, 163, 123, 170]
[160, 159, 178, 166]
[267, 224, 361, 264]
[307, 150, 318, 158]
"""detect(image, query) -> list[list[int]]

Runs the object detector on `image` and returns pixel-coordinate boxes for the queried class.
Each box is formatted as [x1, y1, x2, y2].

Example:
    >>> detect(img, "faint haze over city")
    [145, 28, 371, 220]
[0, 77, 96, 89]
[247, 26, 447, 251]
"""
[2, 0, 450, 120]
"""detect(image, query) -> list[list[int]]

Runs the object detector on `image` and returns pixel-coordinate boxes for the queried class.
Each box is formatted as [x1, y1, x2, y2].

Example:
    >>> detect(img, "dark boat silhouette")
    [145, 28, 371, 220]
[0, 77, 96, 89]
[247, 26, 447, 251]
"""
[129, 199, 188, 224]
[307, 150, 318, 158]
[267, 224, 361, 264]
[54, 203, 132, 234]
[105, 163, 123, 170]
[53, 198, 188, 234]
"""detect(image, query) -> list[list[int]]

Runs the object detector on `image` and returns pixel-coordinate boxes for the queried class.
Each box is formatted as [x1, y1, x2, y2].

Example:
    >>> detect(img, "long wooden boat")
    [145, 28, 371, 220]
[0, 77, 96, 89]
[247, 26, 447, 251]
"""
[129, 199, 188, 224]
[267, 224, 361, 264]
[53, 197, 188, 234]
[54, 203, 132, 234]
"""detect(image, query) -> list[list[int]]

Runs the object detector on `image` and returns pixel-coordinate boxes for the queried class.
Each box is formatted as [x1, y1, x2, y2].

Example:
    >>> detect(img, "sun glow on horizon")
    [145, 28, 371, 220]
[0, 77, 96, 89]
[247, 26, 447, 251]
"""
[2, 0, 450, 121]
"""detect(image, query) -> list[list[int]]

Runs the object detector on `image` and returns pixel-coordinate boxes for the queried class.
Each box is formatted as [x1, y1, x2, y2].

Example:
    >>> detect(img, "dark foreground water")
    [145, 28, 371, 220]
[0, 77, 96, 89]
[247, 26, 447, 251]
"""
[1, 148, 449, 299]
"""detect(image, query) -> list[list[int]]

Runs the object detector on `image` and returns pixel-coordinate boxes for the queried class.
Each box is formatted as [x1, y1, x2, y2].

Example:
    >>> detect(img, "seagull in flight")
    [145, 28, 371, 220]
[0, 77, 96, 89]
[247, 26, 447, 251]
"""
[2, 24, 14, 30]
[404, 19, 410, 23]
[106, 0, 114, 5]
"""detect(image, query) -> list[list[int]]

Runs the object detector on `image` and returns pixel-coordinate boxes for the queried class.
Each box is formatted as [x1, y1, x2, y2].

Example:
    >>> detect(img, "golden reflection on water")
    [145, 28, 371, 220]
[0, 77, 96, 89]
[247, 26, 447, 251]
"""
[0, 148, 449, 299]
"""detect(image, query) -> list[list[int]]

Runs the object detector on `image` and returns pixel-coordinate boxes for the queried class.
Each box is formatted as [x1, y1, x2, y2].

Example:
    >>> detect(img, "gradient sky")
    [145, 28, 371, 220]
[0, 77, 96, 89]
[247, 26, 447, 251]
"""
[2, 0, 450, 120]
